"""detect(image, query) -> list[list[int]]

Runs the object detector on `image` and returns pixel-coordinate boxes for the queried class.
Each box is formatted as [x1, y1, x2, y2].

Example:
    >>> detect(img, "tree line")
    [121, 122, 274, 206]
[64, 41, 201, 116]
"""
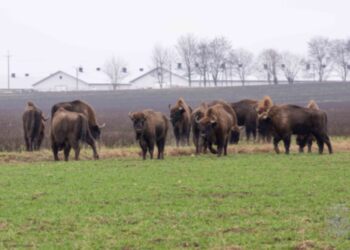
[104, 35, 350, 87]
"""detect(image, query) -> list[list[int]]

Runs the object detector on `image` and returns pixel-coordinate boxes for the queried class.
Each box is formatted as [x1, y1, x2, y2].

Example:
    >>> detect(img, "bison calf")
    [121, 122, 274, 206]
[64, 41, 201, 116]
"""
[129, 110, 168, 160]
[51, 108, 99, 161]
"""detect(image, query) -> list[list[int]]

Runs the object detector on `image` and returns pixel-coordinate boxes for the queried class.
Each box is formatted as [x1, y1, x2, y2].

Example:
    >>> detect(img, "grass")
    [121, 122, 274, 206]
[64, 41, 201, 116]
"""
[1, 151, 350, 249]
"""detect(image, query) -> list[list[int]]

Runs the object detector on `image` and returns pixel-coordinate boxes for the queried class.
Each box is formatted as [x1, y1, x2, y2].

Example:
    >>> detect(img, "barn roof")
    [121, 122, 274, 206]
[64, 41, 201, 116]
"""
[129, 67, 187, 83]
[32, 70, 89, 87]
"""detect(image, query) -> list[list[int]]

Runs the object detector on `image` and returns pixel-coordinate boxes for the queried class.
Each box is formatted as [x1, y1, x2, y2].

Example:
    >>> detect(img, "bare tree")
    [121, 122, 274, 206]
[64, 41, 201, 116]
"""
[176, 34, 197, 87]
[103, 56, 129, 91]
[331, 39, 350, 81]
[195, 39, 210, 87]
[152, 45, 170, 88]
[228, 48, 254, 86]
[258, 49, 281, 84]
[307, 37, 333, 82]
[208, 37, 231, 86]
[279, 52, 304, 84]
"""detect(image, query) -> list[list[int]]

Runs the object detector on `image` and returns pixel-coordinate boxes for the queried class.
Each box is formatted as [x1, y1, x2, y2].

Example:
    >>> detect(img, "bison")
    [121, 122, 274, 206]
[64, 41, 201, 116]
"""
[296, 100, 320, 153]
[51, 100, 105, 140]
[168, 97, 191, 147]
[208, 100, 240, 144]
[256, 96, 273, 143]
[51, 108, 99, 161]
[197, 103, 239, 157]
[191, 103, 209, 154]
[22, 102, 47, 151]
[129, 109, 168, 160]
[230, 99, 258, 141]
[258, 101, 332, 154]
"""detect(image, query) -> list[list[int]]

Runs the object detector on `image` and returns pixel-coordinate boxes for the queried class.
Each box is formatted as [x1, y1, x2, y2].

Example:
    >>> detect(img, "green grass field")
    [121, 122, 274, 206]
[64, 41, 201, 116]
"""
[1, 153, 350, 249]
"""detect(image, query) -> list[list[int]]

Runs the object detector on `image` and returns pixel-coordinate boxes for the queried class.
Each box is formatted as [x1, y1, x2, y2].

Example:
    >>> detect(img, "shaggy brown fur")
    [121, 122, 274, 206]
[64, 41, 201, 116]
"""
[169, 97, 192, 147]
[259, 104, 332, 154]
[51, 100, 105, 140]
[51, 108, 99, 161]
[257, 96, 274, 143]
[191, 103, 208, 154]
[198, 103, 234, 157]
[129, 109, 168, 160]
[22, 102, 47, 151]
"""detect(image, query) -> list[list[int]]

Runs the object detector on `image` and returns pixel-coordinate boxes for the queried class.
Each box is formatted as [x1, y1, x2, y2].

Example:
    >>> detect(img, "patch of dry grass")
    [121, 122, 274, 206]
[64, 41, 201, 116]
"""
[0, 137, 349, 164]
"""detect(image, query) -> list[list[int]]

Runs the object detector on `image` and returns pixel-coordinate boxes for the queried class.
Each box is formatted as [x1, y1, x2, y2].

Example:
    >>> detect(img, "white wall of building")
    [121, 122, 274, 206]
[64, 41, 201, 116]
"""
[33, 72, 90, 92]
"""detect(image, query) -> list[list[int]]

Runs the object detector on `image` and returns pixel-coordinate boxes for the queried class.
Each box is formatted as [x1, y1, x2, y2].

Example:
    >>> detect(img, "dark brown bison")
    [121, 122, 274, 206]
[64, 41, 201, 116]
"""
[168, 97, 191, 147]
[129, 109, 168, 160]
[51, 100, 105, 140]
[22, 102, 47, 151]
[296, 100, 320, 153]
[230, 99, 258, 141]
[191, 103, 209, 154]
[258, 102, 332, 154]
[197, 103, 238, 157]
[51, 108, 99, 161]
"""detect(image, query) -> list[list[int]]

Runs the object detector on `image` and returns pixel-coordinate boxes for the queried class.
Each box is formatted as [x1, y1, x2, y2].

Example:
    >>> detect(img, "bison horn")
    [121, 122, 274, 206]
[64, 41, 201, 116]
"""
[99, 123, 106, 129]
[41, 115, 49, 121]
[179, 106, 183, 111]
[195, 115, 201, 123]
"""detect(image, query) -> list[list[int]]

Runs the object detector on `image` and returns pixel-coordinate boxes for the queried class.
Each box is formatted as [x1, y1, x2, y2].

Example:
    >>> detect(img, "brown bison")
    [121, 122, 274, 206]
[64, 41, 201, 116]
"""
[296, 100, 320, 153]
[129, 109, 168, 160]
[51, 108, 99, 161]
[191, 103, 209, 154]
[230, 99, 258, 141]
[22, 102, 47, 151]
[168, 97, 191, 147]
[51, 100, 105, 140]
[208, 100, 240, 144]
[258, 100, 332, 154]
[197, 103, 238, 157]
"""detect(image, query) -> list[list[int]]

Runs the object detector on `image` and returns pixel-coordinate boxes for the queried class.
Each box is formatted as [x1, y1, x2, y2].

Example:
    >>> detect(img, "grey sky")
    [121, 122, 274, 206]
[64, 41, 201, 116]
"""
[0, 0, 349, 87]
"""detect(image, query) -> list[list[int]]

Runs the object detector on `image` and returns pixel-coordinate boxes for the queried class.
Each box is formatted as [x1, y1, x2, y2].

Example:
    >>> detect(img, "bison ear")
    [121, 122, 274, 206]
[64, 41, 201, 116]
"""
[128, 112, 134, 120]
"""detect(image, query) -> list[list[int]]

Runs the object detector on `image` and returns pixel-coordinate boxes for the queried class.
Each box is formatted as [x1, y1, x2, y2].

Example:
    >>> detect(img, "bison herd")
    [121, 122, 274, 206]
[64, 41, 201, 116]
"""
[22, 96, 333, 161]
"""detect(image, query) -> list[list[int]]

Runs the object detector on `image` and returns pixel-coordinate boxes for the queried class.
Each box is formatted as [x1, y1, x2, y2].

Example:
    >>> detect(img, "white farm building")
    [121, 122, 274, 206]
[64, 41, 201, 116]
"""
[31, 67, 189, 92]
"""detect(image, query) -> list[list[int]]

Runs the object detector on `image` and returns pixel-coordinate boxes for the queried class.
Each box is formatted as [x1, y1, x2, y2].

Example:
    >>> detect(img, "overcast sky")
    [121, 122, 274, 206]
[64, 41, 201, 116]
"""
[0, 0, 349, 87]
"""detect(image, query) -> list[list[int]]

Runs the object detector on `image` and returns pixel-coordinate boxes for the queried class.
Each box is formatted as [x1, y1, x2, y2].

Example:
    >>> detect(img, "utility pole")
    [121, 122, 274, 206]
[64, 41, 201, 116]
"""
[5, 51, 11, 89]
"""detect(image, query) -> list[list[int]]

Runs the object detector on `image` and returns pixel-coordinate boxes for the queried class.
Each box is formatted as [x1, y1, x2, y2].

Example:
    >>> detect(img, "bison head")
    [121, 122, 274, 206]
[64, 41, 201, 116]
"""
[129, 112, 147, 140]
[197, 114, 218, 140]
[169, 104, 185, 126]
[90, 123, 105, 140]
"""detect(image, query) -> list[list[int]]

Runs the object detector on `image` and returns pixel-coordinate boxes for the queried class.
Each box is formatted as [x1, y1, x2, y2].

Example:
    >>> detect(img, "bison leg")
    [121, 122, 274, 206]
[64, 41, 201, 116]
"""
[307, 137, 313, 153]
[24, 135, 30, 151]
[174, 128, 180, 147]
[157, 138, 166, 160]
[323, 135, 333, 154]
[64, 144, 71, 161]
[273, 136, 281, 154]
[224, 137, 229, 156]
[52, 143, 59, 161]
[282, 135, 291, 155]
[85, 136, 99, 160]
[140, 140, 147, 160]
[208, 142, 217, 154]
[148, 142, 155, 159]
